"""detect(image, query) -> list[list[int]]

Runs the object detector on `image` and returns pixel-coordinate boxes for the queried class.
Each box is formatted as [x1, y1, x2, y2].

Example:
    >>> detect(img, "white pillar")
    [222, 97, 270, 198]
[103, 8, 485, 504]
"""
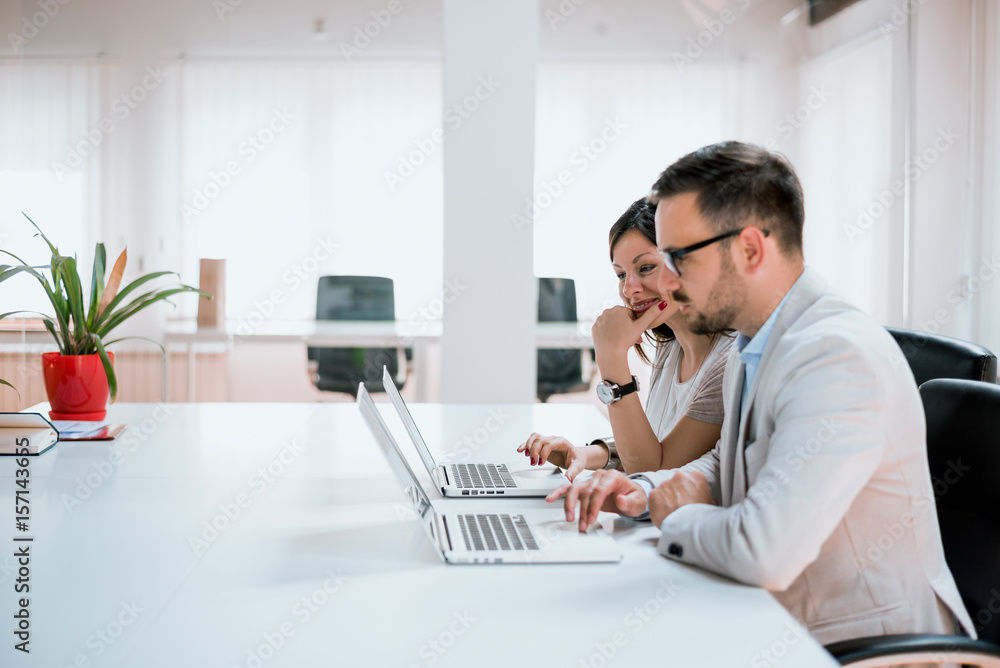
[440, 0, 538, 403]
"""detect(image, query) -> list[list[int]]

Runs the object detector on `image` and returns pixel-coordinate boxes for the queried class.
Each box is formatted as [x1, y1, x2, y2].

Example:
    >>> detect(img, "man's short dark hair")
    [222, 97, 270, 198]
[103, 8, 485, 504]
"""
[649, 141, 805, 257]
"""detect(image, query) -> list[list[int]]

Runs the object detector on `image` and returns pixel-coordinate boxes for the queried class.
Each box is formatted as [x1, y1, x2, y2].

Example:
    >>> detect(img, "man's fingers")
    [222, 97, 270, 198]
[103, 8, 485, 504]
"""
[617, 488, 647, 517]
[577, 480, 593, 531]
[581, 472, 613, 531]
[546, 482, 570, 503]
[563, 482, 583, 523]
[589, 477, 613, 526]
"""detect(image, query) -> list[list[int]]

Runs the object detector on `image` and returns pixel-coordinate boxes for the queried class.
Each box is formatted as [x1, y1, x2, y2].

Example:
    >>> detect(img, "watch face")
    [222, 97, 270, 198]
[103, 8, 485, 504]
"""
[596, 382, 614, 405]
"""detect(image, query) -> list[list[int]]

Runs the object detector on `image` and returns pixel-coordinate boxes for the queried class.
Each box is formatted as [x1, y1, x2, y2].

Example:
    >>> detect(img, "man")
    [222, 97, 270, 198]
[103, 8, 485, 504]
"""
[551, 141, 974, 645]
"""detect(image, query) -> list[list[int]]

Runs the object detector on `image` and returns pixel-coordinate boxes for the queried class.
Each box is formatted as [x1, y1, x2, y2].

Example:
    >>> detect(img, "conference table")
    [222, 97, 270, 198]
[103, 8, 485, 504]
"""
[164, 319, 596, 402]
[0, 320, 597, 403]
[0, 401, 838, 667]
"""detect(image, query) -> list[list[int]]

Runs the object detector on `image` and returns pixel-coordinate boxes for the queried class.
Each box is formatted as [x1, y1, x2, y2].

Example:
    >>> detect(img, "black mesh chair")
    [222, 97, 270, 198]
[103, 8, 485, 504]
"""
[537, 277, 591, 402]
[887, 327, 997, 385]
[308, 276, 405, 398]
[825, 379, 1000, 666]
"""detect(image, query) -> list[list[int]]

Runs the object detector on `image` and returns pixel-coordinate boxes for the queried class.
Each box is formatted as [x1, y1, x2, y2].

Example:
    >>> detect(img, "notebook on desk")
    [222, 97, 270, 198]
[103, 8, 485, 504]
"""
[380, 366, 566, 498]
[0, 412, 58, 456]
[357, 384, 621, 564]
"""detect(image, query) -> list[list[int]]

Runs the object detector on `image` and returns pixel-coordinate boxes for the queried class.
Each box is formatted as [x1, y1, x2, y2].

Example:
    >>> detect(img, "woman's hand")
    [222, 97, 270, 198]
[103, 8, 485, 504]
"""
[517, 433, 589, 481]
[592, 301, 669, 372]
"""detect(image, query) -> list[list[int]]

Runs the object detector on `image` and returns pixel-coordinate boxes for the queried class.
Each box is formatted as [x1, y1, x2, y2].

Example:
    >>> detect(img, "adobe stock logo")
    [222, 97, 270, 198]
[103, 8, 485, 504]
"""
[8, 0, 72, 53]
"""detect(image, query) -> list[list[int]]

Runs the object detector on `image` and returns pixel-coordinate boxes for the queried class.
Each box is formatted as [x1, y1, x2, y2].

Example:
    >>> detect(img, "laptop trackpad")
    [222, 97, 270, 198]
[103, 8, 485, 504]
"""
[514, 466, 563, 478]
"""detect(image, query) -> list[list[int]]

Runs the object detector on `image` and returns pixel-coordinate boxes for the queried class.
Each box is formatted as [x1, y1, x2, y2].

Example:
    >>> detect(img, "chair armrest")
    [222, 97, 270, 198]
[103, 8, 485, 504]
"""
[825, 634, 1000, 667]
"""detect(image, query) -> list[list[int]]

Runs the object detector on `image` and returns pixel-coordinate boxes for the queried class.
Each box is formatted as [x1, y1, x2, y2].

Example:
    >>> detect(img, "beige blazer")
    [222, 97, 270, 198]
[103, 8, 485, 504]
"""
[635, 268, 975, 645]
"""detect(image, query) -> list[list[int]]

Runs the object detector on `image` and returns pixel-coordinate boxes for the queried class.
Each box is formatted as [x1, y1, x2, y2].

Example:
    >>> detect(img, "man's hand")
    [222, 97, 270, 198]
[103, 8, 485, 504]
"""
[648, 471, 716, 527]
[546, 469, 648, 532]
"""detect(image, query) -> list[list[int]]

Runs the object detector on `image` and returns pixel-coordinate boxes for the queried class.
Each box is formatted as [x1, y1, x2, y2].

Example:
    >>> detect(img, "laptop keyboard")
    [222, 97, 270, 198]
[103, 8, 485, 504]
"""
[456, 514, 539, 552]
[450, 463, 518, 489]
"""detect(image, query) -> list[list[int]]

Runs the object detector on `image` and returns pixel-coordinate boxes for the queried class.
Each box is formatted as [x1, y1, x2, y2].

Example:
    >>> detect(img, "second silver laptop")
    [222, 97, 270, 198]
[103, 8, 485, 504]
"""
[381, 366, 567, 498]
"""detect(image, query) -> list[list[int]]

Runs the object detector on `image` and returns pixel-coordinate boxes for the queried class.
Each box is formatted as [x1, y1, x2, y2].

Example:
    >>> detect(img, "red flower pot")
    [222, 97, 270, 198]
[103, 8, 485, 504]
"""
[41, 351, 115, 421]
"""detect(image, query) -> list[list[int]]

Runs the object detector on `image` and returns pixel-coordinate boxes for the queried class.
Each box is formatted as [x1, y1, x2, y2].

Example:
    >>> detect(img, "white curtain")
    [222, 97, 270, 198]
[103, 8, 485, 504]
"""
[796, 35, 895, 322]
[0, 61, 105, 317]
[0, 59, 445, 327]
[2, 51, 902, 340]
[177, 61, 443, 326]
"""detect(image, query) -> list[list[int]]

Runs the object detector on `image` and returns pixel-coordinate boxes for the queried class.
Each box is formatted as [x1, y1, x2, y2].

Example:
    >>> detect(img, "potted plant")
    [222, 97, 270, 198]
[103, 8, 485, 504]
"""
[0, 213, 210, 420]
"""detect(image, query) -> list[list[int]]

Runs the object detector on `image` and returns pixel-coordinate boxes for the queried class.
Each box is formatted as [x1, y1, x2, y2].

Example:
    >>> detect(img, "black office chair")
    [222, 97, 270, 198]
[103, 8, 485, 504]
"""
[537, 277, 592, 402]
[887, 327, 998, 385]
[308, 276, 405, 398]
[826, 379, 1000, 666]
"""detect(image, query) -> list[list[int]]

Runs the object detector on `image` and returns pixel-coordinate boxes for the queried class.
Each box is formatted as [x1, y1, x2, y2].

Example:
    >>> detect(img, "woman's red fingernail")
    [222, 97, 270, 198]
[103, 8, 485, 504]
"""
[658, 301, 667, 311]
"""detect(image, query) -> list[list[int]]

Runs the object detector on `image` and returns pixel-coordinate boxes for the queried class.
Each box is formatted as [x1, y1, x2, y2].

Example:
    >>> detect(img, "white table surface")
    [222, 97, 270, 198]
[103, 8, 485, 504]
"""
[0, 402, 837, 667]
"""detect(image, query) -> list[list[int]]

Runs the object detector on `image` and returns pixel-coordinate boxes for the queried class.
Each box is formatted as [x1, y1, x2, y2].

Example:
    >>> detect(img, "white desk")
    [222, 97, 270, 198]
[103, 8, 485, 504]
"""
[0, 403, 837, 667]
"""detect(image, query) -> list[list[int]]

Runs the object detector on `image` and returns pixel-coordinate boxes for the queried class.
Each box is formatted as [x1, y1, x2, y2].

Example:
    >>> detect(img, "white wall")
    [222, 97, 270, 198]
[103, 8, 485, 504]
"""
[909, 0, 975, 340]
[3, 0, 997, 406]
[795, 0, 997, 361]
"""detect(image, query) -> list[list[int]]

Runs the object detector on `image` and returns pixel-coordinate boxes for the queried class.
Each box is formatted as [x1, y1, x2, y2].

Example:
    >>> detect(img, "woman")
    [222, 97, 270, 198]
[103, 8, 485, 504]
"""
[517, 198, 733, 480]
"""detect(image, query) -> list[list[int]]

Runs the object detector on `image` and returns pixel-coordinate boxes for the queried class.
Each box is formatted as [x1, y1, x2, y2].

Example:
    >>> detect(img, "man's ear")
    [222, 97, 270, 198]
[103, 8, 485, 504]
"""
[737, 226, 769, 275]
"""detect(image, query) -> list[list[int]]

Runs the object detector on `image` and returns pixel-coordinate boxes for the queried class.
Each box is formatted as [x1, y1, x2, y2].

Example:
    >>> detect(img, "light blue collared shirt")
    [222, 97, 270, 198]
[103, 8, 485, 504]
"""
[737, 300, 784, 414]
[736, 273, 807, 413]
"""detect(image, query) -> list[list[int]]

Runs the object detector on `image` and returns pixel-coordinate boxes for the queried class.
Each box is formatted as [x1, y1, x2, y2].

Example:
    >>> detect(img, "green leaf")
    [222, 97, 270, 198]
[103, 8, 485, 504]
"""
[40, 318, 66, 355]
[60, 257, 87, 352]
[0, 265, 44, 286]
[103, 335, 165, 355]
[0, 250, 48, 284]
[0, 309, 53, 321]
[0, 249, 71, 351]
[90, 270, 175, 330]
[21, 212, 57, 256]
[91, 334, 117, 403]
[3, 216, 205, 394]
[0, 378, 19, 401]
[87, 243, 106, 329]
[97, 286, 207, 338]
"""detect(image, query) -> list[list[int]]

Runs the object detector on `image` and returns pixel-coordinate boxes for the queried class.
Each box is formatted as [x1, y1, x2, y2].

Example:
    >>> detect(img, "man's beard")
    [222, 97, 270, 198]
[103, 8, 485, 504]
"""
[678, 253, 744, 335]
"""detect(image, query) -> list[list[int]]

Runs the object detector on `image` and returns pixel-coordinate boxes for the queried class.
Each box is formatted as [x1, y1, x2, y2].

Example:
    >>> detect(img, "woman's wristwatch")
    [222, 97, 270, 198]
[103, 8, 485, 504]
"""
[596, 376, 639, 405]
[589, 436, 621, 470]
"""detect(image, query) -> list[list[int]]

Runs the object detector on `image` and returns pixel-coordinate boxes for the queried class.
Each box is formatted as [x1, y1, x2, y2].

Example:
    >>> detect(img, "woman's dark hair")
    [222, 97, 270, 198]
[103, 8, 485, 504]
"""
[609, 198, 675, 365]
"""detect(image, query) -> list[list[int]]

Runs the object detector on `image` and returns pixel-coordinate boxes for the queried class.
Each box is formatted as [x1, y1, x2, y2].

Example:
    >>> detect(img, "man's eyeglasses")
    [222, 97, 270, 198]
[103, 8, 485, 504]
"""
[658, 227, 770, 277]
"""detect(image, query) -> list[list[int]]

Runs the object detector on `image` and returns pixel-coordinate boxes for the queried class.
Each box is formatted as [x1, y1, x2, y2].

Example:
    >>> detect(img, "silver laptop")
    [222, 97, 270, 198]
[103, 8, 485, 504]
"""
[357, 384, 622, 564]
[380, 366, 566, 498]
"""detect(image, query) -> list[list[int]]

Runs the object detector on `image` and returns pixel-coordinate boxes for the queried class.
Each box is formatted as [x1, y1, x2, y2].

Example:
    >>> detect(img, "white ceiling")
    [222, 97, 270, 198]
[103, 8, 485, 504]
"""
[4, 0, 807, 62]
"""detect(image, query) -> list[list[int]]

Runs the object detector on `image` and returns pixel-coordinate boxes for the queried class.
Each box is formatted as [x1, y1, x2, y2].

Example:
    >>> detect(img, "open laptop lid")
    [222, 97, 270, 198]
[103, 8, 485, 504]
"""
[381, 365, 441, 476]
[356, 383, 433, 519]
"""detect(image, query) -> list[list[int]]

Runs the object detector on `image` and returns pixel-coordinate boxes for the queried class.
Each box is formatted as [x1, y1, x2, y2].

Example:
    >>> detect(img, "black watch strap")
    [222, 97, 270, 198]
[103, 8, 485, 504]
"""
[615, 376, 639, 398]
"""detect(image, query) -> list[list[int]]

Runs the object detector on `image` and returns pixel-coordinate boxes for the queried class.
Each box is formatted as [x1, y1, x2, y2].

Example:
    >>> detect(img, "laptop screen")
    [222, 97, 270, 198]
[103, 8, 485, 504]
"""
[381, 366, 441, 475]
[356, 383, 433, 518]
